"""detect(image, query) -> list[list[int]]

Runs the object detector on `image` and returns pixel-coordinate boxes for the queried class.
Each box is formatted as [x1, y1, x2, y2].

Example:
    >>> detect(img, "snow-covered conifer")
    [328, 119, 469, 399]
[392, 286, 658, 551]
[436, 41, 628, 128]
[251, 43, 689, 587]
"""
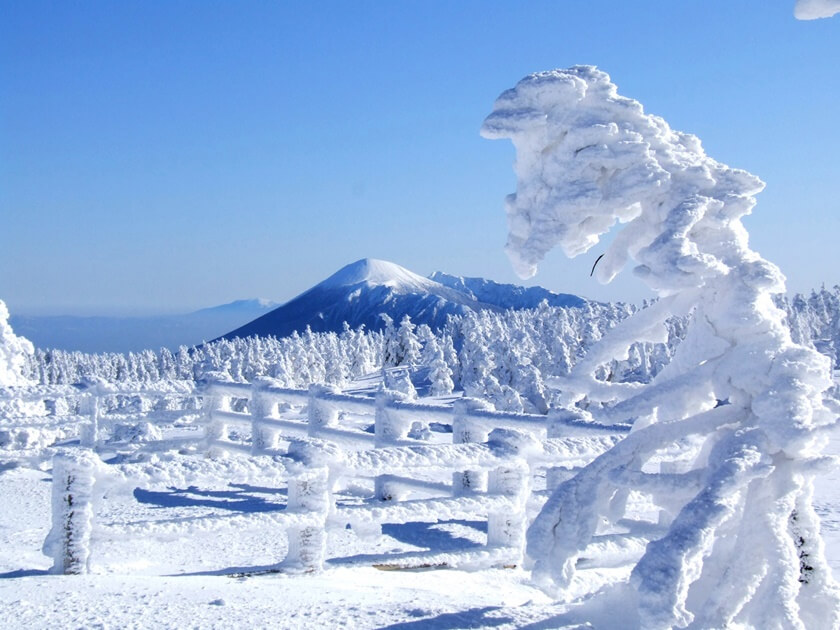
[396, 315, 422, 367]
[427, 343, 455, 396]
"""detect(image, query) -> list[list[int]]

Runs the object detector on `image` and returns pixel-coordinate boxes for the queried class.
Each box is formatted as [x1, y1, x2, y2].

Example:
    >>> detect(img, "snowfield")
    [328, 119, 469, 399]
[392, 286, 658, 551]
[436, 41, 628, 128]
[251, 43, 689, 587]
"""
[0, 406, 838, 629]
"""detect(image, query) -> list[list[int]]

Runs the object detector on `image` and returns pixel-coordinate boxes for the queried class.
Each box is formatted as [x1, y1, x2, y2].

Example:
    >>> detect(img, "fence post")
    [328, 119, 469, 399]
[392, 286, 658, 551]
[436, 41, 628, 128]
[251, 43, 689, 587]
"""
[307, 384, 339, 439]
[78, 392, 100, 450]
[545, 408, 586, 491]
[43, 448, 99, 574]
[285, 440, 336, 572]
[76, 377, 111, 450]
[373, 390, 412, 504]
[451, 397, 493, 495]
[374, 390, 406, 446]
[251, 378, 277, 455]
[201, 381, 231, 449]
[486, 429, 533, 566]
[487, 463, 529, 549]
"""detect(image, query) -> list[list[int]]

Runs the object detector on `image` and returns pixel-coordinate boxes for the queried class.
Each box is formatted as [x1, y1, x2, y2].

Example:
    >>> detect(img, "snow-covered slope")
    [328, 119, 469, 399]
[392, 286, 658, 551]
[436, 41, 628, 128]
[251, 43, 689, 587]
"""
[223, 258, 586, 341]
[10, 299, 279, 354]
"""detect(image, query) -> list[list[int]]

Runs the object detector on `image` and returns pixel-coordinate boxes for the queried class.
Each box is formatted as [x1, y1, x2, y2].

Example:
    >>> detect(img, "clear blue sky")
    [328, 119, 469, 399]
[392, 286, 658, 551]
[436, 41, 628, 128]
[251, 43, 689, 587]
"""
[1, 1, 838, 315]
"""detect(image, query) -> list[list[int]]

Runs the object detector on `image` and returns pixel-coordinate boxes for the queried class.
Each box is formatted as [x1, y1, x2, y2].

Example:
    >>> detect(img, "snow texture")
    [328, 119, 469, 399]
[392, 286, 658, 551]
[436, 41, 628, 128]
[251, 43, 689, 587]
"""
[795, 0, 840, 19]
[483, 66, 840, 628]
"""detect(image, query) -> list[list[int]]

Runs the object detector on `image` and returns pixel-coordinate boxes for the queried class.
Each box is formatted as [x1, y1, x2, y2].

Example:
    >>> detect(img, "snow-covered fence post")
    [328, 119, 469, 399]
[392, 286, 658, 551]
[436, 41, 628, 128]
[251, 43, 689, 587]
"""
[374, 390, 410, 501]
[43, 448, 99, 574]
[200, 378, 232, 449]
[307, 384, 339, 439]
[482, 66, 840, 628]
[374, 389, 413, 446]
[544, 408, 587, 491]
[251, 377, 277, 455]
[451, 397, 493, 495]
[286, 467, 330, 572]
[78, 391, 100, 449]
[285, 440, 337, 572]
[76, 377, 112, 449]
[486, 429, 536, 565]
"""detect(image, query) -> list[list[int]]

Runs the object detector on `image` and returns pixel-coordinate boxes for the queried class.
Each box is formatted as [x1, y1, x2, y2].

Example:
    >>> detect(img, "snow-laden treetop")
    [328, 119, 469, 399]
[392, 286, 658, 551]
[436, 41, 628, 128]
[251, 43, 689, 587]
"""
[795, 0, 840, 19]
[481, 65, 767, 296]
[0, 299, 34, 387]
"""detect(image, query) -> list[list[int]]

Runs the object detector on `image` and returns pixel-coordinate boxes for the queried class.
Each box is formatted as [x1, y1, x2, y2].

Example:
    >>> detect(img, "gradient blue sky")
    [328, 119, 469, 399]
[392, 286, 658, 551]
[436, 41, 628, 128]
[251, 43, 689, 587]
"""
[1, 1, 838, 315]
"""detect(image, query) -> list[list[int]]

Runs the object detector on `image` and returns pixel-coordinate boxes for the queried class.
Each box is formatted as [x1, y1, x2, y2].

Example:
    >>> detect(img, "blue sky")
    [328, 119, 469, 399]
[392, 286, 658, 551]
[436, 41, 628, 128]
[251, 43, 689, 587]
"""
[1, 1, 838, 315]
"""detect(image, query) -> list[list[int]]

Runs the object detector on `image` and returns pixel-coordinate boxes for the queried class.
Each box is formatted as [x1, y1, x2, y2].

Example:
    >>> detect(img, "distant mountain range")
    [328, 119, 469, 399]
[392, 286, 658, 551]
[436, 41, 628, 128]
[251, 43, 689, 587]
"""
[221, 258, 584, 340]
[11, 259, 586, 353]
[10, 299, 279, 354]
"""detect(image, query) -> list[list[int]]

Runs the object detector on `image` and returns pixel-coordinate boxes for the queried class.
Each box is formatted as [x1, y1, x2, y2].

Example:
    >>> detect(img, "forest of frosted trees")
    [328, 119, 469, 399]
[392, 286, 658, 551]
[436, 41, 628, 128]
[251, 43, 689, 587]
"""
[22, 285, 840, 414]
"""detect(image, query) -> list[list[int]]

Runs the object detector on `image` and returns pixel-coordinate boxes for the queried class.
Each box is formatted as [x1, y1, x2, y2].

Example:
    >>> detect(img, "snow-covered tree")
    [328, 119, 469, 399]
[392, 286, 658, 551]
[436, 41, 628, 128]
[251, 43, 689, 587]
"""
[482, 66, 840, 628]
[0, 299, 34, 387]
[395, 315, 422, 366]
[426, 341, 455, 396]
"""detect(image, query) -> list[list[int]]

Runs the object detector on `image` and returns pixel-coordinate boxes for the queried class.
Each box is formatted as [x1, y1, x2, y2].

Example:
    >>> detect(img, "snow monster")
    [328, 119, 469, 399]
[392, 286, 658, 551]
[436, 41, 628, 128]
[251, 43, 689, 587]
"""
[482, 66, 840, 629]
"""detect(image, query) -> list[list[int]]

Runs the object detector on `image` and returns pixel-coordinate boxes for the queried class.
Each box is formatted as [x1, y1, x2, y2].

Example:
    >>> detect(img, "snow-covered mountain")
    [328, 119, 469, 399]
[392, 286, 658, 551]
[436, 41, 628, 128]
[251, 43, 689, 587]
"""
[10, 299, 279, 354]
[429, 271, 584, 310]
[222, 258, 584, 341]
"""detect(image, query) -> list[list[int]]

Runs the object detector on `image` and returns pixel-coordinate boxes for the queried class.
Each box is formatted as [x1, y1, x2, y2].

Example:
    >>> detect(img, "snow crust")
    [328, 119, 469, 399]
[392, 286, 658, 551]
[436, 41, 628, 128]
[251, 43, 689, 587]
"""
[795, 0, 840, 19]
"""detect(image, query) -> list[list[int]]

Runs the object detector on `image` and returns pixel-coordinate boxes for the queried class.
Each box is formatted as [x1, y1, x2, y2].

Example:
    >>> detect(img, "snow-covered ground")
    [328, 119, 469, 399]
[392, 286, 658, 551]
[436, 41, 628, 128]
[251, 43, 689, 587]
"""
[0, 394, 838, 629]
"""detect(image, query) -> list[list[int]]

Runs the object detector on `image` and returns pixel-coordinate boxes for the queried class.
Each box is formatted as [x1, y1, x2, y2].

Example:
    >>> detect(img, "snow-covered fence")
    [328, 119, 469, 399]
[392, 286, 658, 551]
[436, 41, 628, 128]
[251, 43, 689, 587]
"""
[201, 378, 627, 452]
[0, 380, 196, 455]
[44, 446, 330, 575]
[200, 378, 630, 509]
[201, 380, 376, 454]
[44, 425, 626, 575]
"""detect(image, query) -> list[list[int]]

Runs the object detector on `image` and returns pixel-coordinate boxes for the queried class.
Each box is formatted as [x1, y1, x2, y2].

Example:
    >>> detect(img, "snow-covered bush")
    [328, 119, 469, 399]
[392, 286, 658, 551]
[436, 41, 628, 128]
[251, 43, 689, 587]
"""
[483, 66, 840, 628]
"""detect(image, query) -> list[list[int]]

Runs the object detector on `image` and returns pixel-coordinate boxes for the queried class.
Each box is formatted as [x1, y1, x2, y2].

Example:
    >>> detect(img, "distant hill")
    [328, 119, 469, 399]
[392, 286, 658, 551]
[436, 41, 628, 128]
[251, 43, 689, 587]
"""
[221, 258, 585, 340]
[10, 299, 279, 353]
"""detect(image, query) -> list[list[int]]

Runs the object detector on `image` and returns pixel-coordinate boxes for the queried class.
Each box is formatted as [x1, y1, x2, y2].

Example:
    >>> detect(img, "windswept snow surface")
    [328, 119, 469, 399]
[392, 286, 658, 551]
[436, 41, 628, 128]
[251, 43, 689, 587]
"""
[795, 0, 840, 19]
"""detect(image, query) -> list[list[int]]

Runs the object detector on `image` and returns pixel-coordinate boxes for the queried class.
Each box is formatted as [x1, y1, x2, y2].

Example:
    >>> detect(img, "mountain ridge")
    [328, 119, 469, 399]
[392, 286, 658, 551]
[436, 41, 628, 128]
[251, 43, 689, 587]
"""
[221, 258, 585, 341]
